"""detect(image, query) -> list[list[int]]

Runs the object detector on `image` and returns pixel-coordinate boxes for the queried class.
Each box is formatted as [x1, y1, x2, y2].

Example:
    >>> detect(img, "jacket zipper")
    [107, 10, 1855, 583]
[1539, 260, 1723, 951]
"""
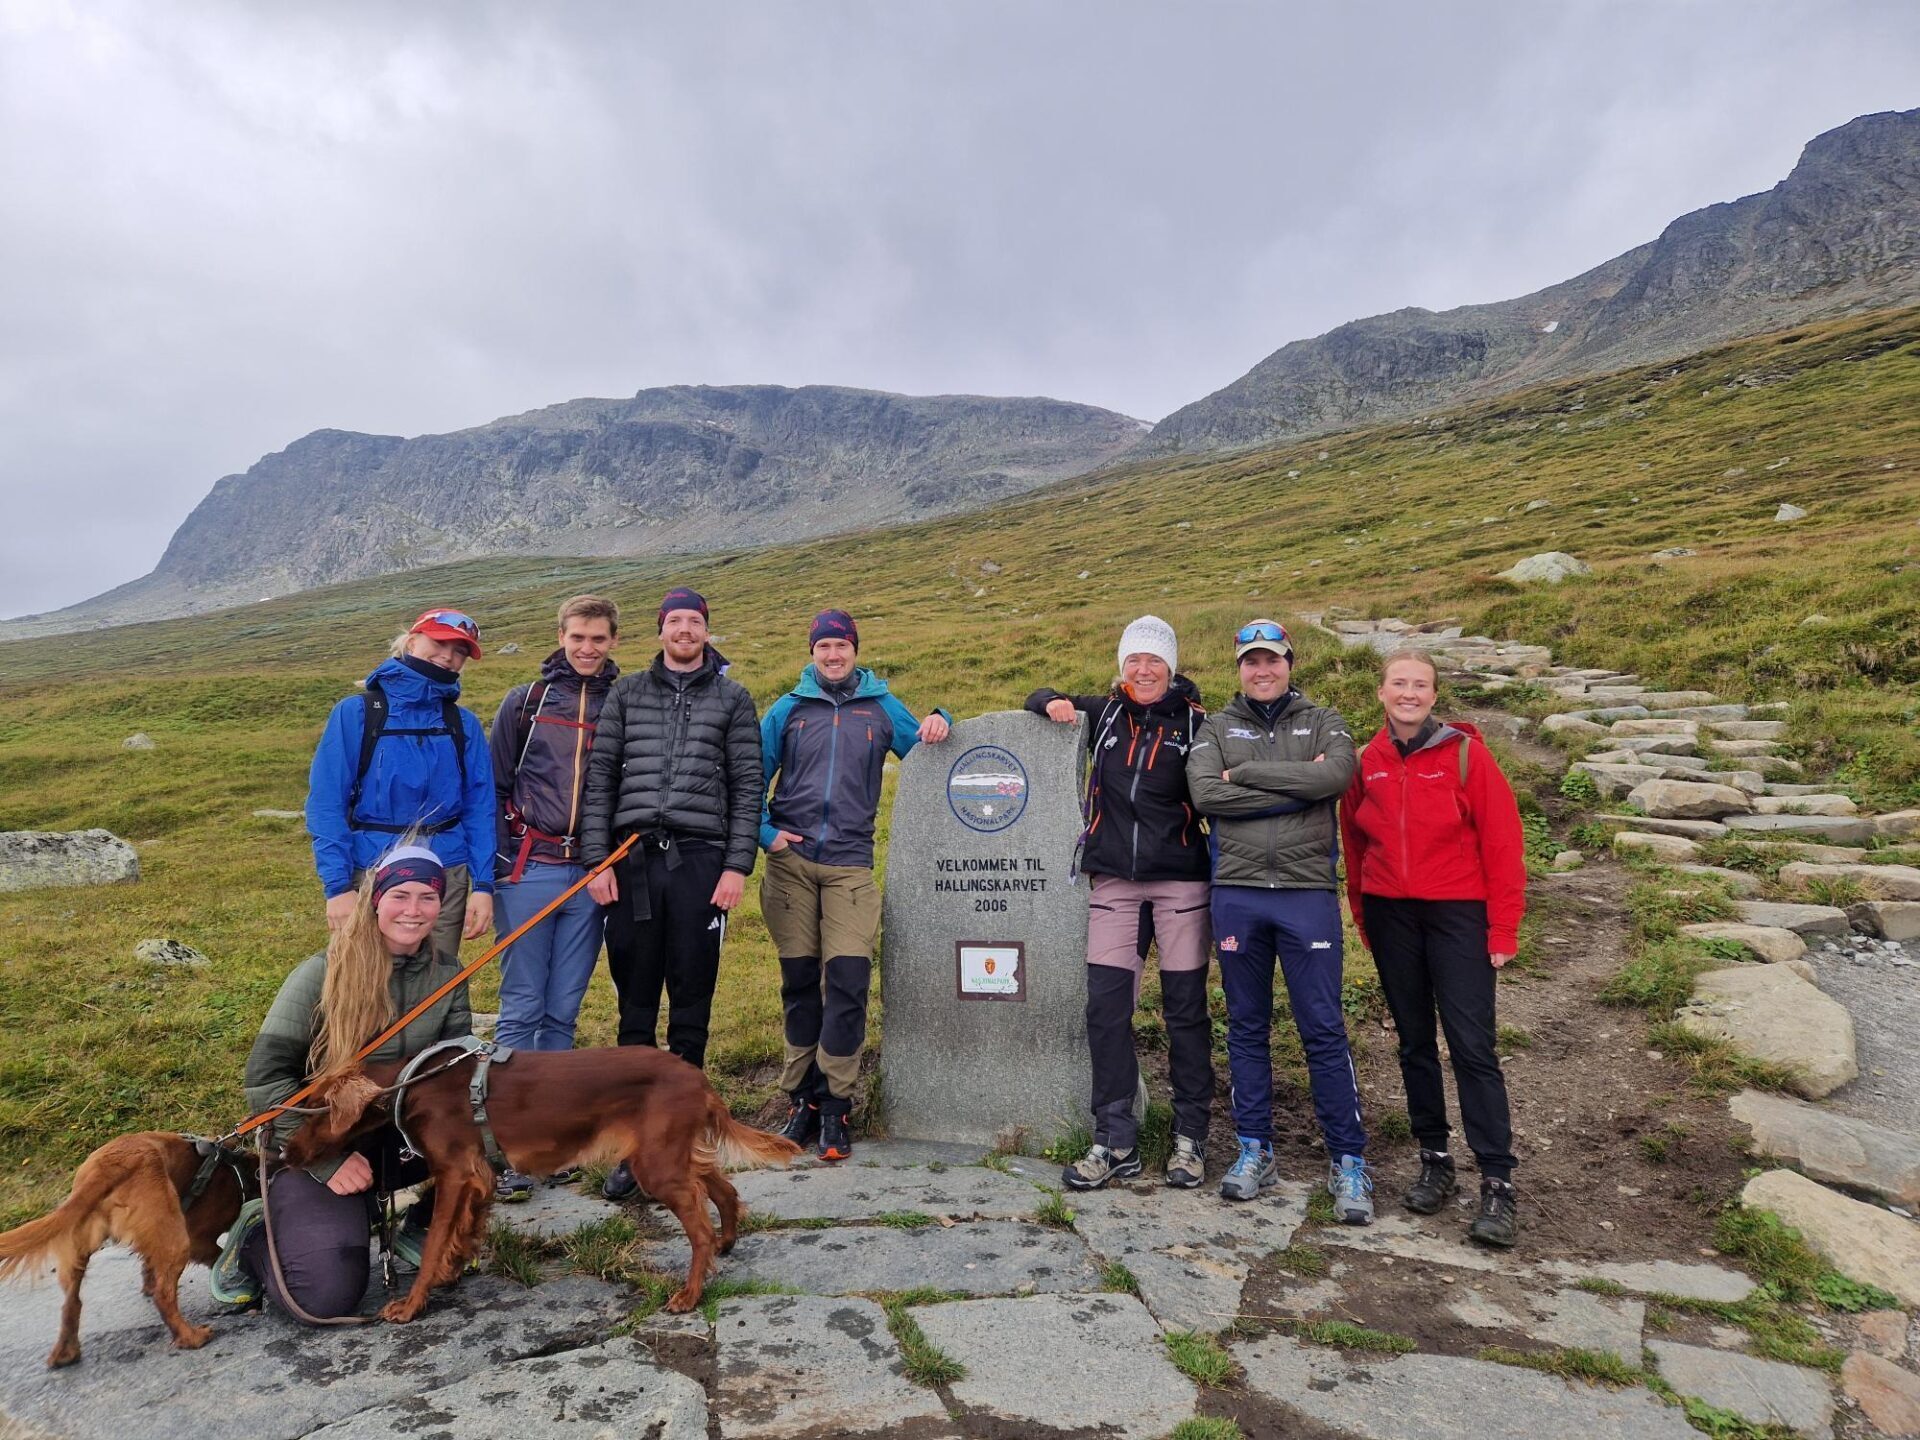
[1126, 717, 1144, 880]
[1266, 722, 1279, 887]
[819, 695, 843, 858]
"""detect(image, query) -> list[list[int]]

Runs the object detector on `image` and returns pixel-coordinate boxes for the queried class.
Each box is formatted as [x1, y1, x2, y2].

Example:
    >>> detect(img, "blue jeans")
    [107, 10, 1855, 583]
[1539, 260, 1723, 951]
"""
[1212, 885, 1366, 1156]
[494, 862, 606, 1050]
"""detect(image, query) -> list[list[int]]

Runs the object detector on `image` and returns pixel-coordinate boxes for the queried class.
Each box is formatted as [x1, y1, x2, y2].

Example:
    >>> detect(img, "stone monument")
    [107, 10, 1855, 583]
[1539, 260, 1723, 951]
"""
[880, 710, 1095, 1146]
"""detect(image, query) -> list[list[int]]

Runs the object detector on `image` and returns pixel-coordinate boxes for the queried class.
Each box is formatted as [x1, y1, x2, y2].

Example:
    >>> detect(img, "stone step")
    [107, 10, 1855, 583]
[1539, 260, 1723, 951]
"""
[1635, 690, 1720, 708]
[1741, 755, 1806, 778]
[1709, 738, 1785, 757]
[1730, 1089, 1920, 1207]
[1780, 862, 1920, 901]
[1752, 795, 1859, 817]
[1875, 810, 1920, 842]
[1593, 814, 1729, 840]
[1722, 814, 1876, 845]
[1763, 783, 1842, 797]
[1557, 704, 1654, 722]
[1650, 704, 1750, 721]
[1587, 750, 1712, 773]
[1613, 832, 1700, 862]
[1734, 900, 1852, 937]
[1610, 718, 1699, 737]
[1645, 1341, 1835, 1439]
[1680, 922, 1807, 963]
[1628, 779, 1754, 820]
[1573, 762, 1669, 799]
[1671, 864, 1764, 897]
[1542, 713, 1608, 738]
[1847, 901, 1920, 941]
[1743, 1169, 1920, 1306]
[1678, 965, 1857, 1099]
[1711, 720, 1789, 740]
[1736, 838, 1883, 864]
[1613, 735, 1701, 757]
[1539, 1258, 1756, 1303]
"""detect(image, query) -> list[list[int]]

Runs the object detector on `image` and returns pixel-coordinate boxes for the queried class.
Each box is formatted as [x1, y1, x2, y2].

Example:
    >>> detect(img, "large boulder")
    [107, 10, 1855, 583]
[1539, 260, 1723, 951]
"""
[1496, 552, 1591, 584]
[1742, 1169, 1920, 1306]
[1679, 923, 1806, 964]
[0, 829, 140, 893]
[1729, 1090, 1920, 1207]
[1779, 862, 1920, 902]
[1628, 779, 1754, 820]
[1612, 832, 1700, 862]
[1677, 966, 1856, 1099]
[1847, 901, 1920, 941]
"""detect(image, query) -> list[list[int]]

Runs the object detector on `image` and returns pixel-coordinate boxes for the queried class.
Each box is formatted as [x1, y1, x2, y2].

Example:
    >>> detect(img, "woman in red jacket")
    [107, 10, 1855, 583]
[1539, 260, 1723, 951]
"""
[1340, 649, 1526, 1248]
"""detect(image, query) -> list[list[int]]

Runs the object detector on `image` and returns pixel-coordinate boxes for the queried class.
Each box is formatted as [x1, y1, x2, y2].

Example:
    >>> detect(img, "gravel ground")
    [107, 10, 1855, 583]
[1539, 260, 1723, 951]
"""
[1805, 935, 1920, 1134]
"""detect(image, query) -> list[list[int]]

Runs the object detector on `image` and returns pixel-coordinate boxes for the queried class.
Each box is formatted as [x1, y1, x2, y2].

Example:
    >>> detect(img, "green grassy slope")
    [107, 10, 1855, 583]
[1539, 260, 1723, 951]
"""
[0, 306, 1914, 1219]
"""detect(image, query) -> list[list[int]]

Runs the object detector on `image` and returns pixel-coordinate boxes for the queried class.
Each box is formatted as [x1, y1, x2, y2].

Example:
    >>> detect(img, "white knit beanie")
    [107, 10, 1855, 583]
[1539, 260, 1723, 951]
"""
[1117, 614, 1178, 675]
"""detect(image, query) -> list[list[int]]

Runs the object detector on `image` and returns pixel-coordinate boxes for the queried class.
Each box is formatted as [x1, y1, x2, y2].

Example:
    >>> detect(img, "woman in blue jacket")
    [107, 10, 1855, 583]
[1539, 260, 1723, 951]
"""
[304, 608, 497, 959]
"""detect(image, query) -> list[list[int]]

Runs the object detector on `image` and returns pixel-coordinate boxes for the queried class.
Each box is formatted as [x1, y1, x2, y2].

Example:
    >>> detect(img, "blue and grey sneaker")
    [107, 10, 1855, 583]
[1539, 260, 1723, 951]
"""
[1329, 1153, 1375, 1225]
[1219, 1138, 1277, 1201]
[208, 1198, 264, 1308]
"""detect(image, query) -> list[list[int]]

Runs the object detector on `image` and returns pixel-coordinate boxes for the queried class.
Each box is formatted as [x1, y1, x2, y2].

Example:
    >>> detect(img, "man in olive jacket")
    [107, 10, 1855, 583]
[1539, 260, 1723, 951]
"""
[582, 588, 762, 1195]
[1186, 619, 1372, 1221]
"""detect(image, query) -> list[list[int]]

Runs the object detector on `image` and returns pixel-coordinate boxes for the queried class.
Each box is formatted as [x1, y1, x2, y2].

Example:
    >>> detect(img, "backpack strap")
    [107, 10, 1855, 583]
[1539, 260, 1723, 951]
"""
[511, 680, 554, 776]
[441, 696, 469, 796]
[350, 680, 389, 815]
[347, 678, 469, 831]
[1458, 735, 1471, 787]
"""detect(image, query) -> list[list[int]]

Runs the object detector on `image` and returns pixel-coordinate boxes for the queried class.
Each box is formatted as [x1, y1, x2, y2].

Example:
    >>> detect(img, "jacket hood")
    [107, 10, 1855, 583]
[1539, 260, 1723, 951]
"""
[537, 649, 621, 687]
[366, 655, 462, 702]
[787, 664, 894, 702]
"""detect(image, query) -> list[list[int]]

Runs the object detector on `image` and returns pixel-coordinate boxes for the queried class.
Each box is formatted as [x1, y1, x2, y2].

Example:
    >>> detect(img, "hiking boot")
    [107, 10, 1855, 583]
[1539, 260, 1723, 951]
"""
[602, 1161, 640, 1200]
[1165, 1136, 1206, 1189]
[1402, 1150, 1458, 1215]
[780, 1099, 822, 1147]
[493, 1167, 535, 1204]
[818, 1111, 852, 1163]
[208, 1198, 264, 1308]
[1061, 1143, 1142, 1191]
[1219, 1138, 1277, 1201]
[1329, 1154, 1376, 1226]
[1469, 1178, 1519, 1249]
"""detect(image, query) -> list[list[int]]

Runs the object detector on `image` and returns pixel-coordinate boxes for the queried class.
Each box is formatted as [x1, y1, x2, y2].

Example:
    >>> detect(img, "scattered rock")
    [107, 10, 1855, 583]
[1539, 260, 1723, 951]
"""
[1842, 1352, 1920, 1437]
[122, 733, 155, 750]
[1612, 832, 1701, 862]
[251, 808, 303, 820]
[917, 1294, 1196, 1440]
[1733, 901, 1852, 938]
[1801, 614, 1831, 626]
[1743, 1169, 1920, 1305]
[1550, 850, 1586, 872]
[1678, 965, 1856, 1098]
[136, 938, 209, 967]
[1848, 902, 1920, 942]
[0, 829, 140, 893]
[1524, 498, 1552, 512]
[713, 1295, 953, 1439]
[1496, 552, 1592, 584]
[1646, 1340, 1833, 1438]
[497, 642, 521, 655]
[1782, 862, 1920, 902]
[1679, 923, 1807, 965]
[1729, 1090, 1920, 1207]
[1723, 814, 1877, 845]
[1774, 502, 1808, 522]
[1652, 547, 1697, 560]
[1233, 1336, 1697, 1439]
[979, 560, 1003, 574]
[1628, 779, 1753, 820]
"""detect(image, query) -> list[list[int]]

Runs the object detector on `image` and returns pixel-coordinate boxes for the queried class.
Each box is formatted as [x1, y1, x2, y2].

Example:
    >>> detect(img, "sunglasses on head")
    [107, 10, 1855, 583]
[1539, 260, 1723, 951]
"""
[422, 610, 479, 638]
[1235, 621, 1289, 648]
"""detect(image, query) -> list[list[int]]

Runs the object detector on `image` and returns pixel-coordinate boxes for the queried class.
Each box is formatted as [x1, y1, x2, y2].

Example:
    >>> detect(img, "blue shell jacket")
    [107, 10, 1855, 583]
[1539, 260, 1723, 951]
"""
[760, 666, 949, 869]
[305, 656, 498, 898]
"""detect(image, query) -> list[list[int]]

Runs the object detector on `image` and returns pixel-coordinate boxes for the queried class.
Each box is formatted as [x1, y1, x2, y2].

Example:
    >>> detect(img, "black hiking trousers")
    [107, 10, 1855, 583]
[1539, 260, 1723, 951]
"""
[1363, 896, 1516, 1182]
[603, 838, 728, 1068]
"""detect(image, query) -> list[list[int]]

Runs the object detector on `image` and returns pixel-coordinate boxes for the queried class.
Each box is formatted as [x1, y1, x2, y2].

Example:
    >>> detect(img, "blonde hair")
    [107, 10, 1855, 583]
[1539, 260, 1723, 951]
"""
[558, 594, 619, 636]
[388, 630, 414, 660]
[309, 870, 400, 1080]
[1379, 648, 1441, 682]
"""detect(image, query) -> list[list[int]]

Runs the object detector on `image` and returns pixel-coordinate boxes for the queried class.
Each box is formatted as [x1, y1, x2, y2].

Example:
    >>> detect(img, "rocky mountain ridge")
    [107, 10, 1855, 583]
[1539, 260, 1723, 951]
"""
[1148, 107, 1920, 453]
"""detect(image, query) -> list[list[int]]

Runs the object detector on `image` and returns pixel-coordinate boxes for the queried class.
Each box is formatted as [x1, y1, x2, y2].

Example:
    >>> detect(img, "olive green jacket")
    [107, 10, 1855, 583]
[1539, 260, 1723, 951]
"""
[242, 942, 471, 1178]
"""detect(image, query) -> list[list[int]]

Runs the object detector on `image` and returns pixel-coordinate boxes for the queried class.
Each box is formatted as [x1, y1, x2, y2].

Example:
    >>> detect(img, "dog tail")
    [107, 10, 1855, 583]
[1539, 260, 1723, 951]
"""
[0, 1158, 115, 1282]
[705, 1093, 803, 1172]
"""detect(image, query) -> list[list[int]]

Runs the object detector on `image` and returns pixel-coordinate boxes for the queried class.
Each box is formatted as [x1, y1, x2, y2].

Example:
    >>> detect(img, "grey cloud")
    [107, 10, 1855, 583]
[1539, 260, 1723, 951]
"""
[2, 0, 1916, 615]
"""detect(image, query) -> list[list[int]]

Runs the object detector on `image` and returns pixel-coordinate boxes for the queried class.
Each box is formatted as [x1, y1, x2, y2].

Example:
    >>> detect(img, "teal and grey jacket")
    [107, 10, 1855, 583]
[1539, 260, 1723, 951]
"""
[760, 666, 949, 869]
[242, 942, 472, 1178]
[1185, 690, 1356, 890]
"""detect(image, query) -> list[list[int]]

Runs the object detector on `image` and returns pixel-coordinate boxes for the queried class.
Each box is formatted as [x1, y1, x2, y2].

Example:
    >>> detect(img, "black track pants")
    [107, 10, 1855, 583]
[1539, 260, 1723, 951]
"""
[1363, 896, 1516, 1180]
[603, 840, 728, 1068]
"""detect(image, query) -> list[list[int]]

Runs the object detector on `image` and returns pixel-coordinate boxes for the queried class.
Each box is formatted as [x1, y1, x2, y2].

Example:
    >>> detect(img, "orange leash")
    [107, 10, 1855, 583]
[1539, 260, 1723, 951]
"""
[225, 833, 638, 1143]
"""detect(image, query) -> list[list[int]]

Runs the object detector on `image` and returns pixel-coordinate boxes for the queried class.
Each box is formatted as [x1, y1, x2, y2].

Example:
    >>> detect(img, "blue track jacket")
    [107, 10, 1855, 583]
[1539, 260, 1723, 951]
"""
[759, 666, 948, 868]
[305, 656, 497, 898]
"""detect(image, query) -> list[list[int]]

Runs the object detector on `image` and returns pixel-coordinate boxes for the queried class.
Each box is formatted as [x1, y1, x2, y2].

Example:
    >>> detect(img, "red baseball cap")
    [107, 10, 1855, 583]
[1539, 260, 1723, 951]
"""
[409, 608, 483, 658]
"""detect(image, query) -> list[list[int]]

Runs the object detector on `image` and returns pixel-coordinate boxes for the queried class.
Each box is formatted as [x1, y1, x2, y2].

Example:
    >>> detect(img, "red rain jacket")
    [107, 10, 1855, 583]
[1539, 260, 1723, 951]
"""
[1339, 719, 1527, 954]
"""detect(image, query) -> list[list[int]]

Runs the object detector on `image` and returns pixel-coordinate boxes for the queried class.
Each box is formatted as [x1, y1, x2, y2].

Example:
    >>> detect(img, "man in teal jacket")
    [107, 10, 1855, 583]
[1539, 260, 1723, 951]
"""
[759, 609, 949, 1160]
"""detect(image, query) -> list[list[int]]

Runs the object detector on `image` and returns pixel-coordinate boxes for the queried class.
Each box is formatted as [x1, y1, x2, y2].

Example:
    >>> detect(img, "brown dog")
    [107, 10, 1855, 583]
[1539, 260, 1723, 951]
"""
[0, 1132, 251, 1368]
[284, 1044, 800, 1323]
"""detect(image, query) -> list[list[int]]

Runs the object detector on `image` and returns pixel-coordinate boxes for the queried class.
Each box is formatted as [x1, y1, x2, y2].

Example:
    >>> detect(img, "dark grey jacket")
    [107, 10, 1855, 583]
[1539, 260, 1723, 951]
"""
[1185, 690, 1356, 890]
[580, 648, 763, 875]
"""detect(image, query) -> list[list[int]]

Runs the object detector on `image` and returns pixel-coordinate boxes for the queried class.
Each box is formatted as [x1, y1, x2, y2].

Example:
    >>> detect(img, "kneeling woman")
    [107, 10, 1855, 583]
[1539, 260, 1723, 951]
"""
[212, 846, 472, 1318]
[1339, 650, 1526, 1247]
[1028, 615, 1214, 1190]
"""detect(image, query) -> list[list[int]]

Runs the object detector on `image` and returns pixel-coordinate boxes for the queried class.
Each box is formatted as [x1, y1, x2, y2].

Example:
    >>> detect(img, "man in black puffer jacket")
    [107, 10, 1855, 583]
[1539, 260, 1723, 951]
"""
[582, 587, 762, 1198]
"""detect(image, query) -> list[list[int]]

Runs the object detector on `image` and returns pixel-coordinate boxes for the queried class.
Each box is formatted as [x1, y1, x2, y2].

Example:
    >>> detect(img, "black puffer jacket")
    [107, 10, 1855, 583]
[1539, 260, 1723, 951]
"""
[1024, 677, 1208, 882]
[580, 648, 763, 875]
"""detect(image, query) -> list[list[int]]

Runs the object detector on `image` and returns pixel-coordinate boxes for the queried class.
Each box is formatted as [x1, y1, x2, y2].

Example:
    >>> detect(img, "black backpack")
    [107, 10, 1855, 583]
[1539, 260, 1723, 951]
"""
[348, 677, 468, 834]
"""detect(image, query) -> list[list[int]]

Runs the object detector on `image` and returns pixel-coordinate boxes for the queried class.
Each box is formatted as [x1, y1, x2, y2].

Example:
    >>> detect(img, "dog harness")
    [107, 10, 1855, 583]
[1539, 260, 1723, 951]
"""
[390, 1036, 517, 1172]
[180, 1135, 249, 1207]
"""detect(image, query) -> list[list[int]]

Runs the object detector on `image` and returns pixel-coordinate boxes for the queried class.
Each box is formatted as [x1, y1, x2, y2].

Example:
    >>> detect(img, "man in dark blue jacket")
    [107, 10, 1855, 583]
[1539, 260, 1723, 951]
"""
[305, 608, 497, 960]
[760, 610, 950, 1160]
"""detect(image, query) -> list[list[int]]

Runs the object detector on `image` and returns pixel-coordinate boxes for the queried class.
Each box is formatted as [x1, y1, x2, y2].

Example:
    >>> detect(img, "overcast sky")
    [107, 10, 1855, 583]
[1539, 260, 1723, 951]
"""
[2, 2, 1916, 618]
